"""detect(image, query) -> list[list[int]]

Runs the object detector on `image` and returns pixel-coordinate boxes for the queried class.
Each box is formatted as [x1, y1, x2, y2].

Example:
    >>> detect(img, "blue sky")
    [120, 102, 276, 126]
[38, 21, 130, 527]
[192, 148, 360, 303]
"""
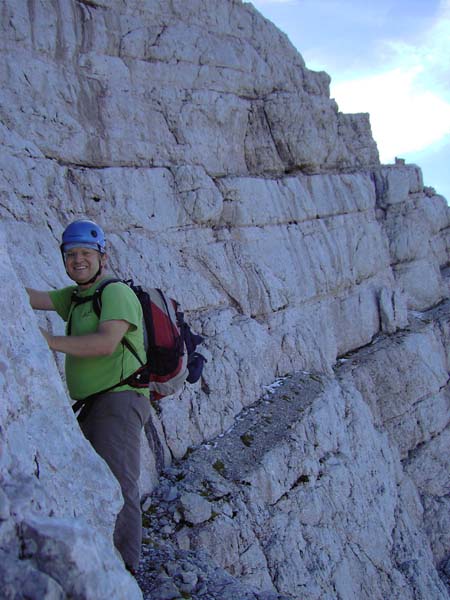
[251, 0, 450, 202]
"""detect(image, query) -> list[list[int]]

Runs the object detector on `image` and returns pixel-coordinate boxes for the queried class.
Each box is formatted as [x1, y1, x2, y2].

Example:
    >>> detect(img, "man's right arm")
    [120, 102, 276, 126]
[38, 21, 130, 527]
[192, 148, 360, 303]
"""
[26, 288, 55, 311]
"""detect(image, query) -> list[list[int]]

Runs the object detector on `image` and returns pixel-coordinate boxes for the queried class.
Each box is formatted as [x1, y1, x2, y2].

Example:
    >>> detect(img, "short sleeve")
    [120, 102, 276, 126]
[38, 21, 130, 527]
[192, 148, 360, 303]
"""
[49, 286, 76, 321]
[99, 282, 142, 331]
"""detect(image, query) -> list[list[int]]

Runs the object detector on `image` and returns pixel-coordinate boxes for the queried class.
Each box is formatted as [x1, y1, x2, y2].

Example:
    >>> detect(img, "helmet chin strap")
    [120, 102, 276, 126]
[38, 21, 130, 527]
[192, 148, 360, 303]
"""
[84, 262, 103, 286]
[65, 258, 103, 286]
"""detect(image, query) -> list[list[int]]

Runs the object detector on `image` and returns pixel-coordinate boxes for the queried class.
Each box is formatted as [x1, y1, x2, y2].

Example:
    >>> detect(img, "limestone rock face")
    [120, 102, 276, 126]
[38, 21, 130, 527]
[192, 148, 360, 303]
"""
[0, 229, 142, 598]
[1, 0, 449, 598]
[143, 371, 448, 599]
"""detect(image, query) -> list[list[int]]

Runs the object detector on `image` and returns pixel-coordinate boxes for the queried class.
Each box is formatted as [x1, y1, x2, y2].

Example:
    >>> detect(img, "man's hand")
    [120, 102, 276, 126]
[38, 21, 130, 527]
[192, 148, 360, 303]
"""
[40, 320, 131, 358]
[39, 327, 52, 346]
[27, 288, 55, 311]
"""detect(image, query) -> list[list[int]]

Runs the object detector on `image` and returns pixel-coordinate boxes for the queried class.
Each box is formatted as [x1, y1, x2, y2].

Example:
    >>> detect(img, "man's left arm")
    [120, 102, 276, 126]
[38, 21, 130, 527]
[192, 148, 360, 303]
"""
[41, 320, 130, 357]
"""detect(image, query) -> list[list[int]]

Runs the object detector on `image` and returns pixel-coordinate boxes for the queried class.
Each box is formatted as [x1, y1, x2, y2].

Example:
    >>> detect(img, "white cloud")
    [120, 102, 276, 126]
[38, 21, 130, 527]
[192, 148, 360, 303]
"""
[251, 0, 296, 5]
[384, 3, 450, 94]
[331, 1, 450, 162]
[332, 67, 450, 161]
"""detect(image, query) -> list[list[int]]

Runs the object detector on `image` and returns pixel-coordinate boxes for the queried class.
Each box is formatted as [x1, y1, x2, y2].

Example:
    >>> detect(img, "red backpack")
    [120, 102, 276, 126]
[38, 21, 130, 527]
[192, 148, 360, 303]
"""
[69, 279, 206, 409]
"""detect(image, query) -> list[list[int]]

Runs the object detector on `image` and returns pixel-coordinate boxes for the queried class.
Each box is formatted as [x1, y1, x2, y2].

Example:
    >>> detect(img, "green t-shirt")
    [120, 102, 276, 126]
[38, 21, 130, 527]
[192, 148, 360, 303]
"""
[49, 278, 148, 400]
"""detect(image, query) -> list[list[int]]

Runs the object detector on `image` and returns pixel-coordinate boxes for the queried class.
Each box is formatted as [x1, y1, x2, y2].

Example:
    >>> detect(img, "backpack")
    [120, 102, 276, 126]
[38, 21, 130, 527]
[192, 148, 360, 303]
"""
[69, 278, 207, 402]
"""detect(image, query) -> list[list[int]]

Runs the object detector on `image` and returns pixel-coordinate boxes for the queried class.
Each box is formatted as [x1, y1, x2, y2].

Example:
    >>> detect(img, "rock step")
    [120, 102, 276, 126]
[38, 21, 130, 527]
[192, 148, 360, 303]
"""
[189, 372, 325, 482]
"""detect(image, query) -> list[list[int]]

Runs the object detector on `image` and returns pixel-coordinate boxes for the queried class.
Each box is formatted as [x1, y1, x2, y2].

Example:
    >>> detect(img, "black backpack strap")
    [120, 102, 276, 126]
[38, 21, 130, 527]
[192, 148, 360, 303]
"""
[133, 285, 156, 349]
[67, 279, 121, 335]
[68, 278, 147, 415]
[72, 366, 141, 422]
[72, 396, 97, 422]
[91, 278, 122, 318]
[67, 293, 94, 335]
[92, 278, 144, 366]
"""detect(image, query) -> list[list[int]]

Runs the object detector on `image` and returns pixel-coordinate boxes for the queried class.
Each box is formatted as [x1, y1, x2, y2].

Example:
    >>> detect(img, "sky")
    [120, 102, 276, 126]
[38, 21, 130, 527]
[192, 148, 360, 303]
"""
[251, 0, 450, 202]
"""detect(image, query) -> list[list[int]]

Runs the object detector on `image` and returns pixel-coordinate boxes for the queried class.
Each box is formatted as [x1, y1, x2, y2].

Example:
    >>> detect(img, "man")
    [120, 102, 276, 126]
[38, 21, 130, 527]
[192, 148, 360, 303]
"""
[27, 218, 150, 575]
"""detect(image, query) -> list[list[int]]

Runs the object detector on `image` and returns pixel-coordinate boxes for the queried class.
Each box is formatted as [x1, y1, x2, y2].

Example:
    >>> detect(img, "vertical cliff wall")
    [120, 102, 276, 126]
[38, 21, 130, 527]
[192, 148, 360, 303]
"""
[1, 1, 449, 598]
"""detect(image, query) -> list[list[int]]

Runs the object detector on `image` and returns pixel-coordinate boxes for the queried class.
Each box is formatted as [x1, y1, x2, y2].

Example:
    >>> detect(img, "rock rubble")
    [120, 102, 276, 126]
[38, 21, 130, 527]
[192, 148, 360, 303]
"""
[138, 364, 448, 599]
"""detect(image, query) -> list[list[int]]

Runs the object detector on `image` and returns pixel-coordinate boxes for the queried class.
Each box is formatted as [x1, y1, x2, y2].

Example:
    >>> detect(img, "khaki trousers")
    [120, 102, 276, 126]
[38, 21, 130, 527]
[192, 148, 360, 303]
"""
[80, 390, 150, 570]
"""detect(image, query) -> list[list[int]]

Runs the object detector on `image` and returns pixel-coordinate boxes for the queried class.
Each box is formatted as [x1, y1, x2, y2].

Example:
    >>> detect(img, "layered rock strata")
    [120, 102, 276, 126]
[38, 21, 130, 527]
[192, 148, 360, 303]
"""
[0, 229, 142, 598]
[0, 0, 449, 598]
[142, 364, 449, 599]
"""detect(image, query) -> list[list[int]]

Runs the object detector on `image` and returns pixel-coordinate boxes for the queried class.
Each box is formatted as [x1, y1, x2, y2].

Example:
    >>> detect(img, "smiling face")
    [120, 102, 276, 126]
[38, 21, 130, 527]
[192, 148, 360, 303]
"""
[64, 247, 107, 288]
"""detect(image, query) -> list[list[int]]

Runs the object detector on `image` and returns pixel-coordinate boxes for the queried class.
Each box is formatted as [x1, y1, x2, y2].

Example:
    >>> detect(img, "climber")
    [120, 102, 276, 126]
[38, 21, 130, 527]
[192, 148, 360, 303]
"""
[26, 218, 149, 576]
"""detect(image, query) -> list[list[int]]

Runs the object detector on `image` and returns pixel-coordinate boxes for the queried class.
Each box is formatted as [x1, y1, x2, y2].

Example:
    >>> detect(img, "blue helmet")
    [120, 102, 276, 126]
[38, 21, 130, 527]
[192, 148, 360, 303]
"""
[60, 219, 106, 254]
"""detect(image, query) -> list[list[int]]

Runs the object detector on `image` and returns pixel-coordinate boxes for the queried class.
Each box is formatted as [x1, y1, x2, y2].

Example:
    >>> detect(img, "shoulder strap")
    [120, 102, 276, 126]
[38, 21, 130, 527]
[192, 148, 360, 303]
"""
[132, 285, 157, 349]
[67, 291, 94, 335]
[91, 278, 122, 318]
[93, 278, 144, 367]
[67, 279, 121, 336]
